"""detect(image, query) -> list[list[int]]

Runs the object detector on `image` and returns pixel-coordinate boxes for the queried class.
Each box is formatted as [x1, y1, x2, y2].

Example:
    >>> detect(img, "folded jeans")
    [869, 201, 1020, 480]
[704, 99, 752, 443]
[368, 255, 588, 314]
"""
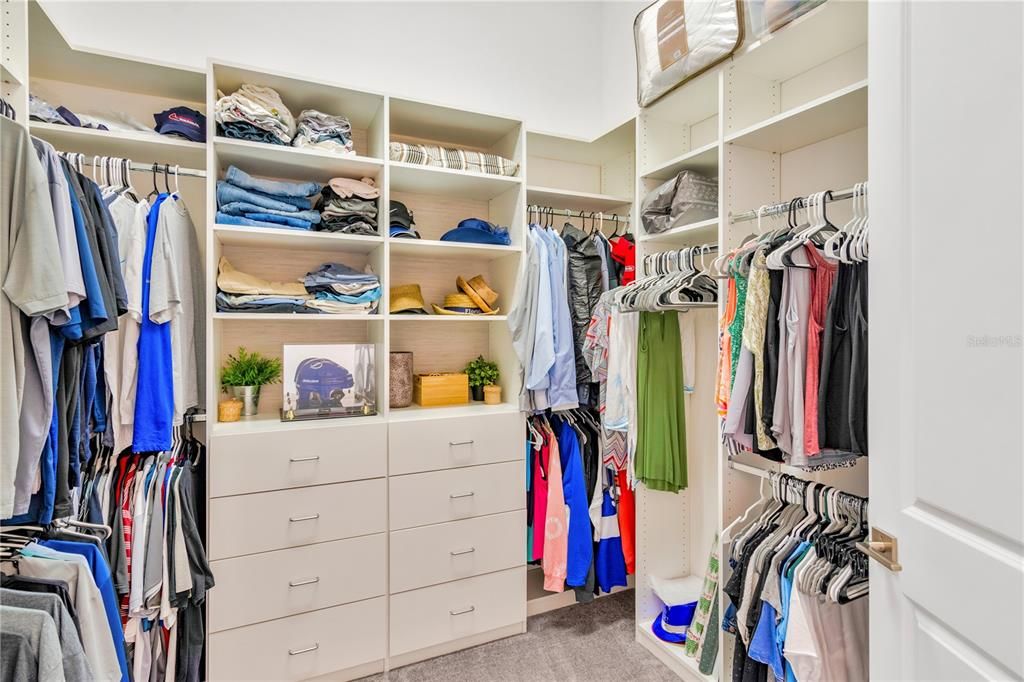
[225, 165, 320, 198]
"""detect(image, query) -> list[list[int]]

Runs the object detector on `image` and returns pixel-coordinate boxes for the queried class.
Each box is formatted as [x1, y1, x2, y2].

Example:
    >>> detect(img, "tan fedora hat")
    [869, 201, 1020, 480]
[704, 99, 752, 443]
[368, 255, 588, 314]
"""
[431, 292, 500, 316]
[389, 283, 427, 314]
[457, 275, 499, 313]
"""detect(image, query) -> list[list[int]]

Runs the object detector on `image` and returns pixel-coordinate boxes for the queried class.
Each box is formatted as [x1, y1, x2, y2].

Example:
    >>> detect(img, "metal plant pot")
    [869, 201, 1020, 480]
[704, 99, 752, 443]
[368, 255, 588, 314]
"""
[229, 385, 261, 416]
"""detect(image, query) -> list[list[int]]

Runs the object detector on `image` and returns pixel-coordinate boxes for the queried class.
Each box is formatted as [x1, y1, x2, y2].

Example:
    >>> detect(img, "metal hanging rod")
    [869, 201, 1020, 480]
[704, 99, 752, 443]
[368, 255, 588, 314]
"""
[56, 152, 207, 179]
[729, 183, 867, 224]
[528, 205, 630, 224]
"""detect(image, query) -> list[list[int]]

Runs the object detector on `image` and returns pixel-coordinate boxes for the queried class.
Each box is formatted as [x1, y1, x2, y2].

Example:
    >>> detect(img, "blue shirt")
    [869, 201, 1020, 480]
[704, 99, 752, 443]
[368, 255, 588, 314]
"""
[133, 195, 174, 452]
[778, 541, 811, 682]
[37, 540, 130, 682]
[539, 229, 578, 410]
[558, 421, 592, 586]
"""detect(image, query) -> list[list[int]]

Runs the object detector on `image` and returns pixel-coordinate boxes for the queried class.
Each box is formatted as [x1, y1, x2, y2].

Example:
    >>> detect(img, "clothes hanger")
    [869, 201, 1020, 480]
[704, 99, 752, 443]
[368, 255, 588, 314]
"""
[147, 163, 160, 200]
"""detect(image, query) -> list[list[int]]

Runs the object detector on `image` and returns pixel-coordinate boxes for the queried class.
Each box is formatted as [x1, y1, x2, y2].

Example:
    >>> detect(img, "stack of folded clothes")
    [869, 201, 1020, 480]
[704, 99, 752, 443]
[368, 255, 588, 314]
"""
[216, 257, 316, 314]
[216, 258, 382, 315]
[215, 83, 296, 145]
[216, 165, 321, 230]
[303, 262, 382, 314]
[315, 177, 380, 235]
[293, 110, 355, 155]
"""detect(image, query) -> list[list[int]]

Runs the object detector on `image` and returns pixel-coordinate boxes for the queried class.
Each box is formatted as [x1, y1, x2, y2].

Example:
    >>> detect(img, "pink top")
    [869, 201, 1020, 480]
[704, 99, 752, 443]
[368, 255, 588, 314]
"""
[531, 438, 550, 561]
[803, 245, 838, 456]
[542, 430, 568, 592]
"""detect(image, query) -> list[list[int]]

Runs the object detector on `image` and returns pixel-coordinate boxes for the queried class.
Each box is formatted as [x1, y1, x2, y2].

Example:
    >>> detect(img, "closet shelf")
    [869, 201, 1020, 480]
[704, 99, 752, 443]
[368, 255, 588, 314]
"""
[389, 161, 521, 201]
[525, 185, 632, 212]
[725, 80, 868, 154]
[638, 217, 719, 245]
[390, 314, 509, 323]
[212, 312, 384, 322]
[641, 142, 719, 181]
[388, 402, 519, 422]
[30, 122, 207, 167]
[213, 224, 383, 253]
[2, 61, 25, 88]
[210, 412, 385, 436]
[388, 238, 521, 262]
[636, 618, 715, 682]
[213, 137, 384, 182]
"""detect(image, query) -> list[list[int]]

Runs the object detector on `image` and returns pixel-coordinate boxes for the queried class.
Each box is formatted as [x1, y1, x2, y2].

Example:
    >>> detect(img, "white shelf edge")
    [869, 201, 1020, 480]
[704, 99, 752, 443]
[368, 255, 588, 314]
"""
[212, 312, 383, 321]
[638, 217, 719, 243]
[723, 79, 868, 146]
[389, 315, 508, 322]
[636, 618, 715, 682]
[388, 402, 520, 422]
[640, 141, 720, 180]
[210, 412, 385, 436]
[525, 184, 632, 206]
[213, 136, 384, 168]
[389, 160, 523, 185]
[30, 121, 207, 152]
[212, 224, 384, 248]
[388, 239, 521, 256]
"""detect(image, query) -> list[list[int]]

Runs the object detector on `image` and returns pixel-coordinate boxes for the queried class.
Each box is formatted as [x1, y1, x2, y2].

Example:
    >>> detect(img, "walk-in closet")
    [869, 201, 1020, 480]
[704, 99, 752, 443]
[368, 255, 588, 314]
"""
[2, 1, 1021, 681]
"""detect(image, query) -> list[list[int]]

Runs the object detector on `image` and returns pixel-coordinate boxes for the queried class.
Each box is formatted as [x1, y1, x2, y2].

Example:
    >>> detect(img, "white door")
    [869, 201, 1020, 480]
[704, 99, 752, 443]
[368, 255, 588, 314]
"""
[869, 1, 1024, 680]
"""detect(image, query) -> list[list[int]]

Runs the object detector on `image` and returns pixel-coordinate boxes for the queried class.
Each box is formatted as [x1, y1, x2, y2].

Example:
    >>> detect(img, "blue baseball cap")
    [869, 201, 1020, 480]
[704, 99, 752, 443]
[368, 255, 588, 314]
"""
[154, 107, 207, 143]
[440, 218, 511, 246]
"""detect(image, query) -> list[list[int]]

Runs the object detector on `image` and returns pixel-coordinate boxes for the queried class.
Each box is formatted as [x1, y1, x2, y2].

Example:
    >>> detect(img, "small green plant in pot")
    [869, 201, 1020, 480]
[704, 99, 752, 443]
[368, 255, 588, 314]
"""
[221, 347, 282, 416]
[465, 355, 500, 402]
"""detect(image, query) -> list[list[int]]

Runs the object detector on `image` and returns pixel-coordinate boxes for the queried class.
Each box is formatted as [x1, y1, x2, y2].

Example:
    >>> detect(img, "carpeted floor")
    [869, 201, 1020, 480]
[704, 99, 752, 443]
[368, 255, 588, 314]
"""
[359, 590, 676, 681]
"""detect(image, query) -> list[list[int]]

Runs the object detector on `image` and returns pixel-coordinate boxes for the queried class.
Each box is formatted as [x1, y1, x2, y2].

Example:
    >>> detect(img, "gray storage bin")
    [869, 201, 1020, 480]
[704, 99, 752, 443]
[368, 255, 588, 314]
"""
[641, 170, 718, 235]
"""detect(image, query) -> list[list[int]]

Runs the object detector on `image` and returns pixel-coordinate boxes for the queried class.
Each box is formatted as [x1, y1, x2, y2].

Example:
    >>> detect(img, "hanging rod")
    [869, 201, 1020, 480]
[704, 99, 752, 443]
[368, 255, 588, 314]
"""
[728, 460, 868, 501]
[55, 152, 207, 179]
[729, 183, 866, 224]
[528, 205, 630, 224]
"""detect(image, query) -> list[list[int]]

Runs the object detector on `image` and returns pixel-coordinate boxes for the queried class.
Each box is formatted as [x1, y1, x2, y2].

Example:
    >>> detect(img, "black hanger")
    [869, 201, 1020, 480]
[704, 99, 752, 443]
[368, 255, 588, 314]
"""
[162, 164, 172, 194]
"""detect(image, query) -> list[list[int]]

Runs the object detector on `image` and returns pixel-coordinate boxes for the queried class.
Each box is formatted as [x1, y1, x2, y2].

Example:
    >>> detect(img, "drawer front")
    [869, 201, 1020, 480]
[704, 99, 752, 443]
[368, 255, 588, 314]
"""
[390, 511, 525, 593]
[209, 534, 386, 632]
[210, 422, 386, 497]
[389, 567, 525, 656]
[209, 479, 385, 560]
[389, 461, 525, 530]
[389, 413, 523, 475]
[208, 597, 385, 681]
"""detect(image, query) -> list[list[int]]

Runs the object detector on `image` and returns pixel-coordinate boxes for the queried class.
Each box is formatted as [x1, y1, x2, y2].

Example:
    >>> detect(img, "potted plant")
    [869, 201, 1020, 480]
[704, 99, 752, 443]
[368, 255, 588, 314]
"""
[464, 355, 500, 402]
[220, 347, 283, 416]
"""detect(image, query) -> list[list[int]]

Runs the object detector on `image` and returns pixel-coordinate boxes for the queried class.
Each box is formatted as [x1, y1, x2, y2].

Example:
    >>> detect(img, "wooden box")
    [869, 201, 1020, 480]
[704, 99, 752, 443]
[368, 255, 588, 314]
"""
[413, 373, 469, 407]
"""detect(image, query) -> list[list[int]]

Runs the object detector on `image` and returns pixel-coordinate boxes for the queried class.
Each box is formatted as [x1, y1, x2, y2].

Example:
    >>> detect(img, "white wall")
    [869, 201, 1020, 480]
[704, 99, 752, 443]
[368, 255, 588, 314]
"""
[38, 0, 643, 139]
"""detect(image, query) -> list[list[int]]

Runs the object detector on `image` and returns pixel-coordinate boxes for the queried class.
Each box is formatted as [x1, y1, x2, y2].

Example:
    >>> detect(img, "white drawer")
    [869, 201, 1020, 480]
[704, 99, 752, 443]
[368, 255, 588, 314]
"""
[210, 422, 385, 497]
[208, 534, 386, 632]
[390, 511, 525, 593]
[389, 461, 525, 530]
[389, 412, 523, 475]
[208, 597, 385, 681]
[209, 479, 385, 560]
[389, 567, 525, 656]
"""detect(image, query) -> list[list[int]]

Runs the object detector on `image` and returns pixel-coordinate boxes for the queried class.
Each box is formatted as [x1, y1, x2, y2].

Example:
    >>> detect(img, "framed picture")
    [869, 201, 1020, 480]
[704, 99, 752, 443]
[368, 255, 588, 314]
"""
[281, 343, 377, 421]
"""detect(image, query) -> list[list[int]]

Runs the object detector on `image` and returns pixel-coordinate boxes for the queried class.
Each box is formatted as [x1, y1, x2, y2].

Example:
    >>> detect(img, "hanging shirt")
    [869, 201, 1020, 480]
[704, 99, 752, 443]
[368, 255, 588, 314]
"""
[594, 470, 628, 593]
[132, 195, 175, 452]
[609, 235, 636, 285]
[558, 420, 592, 587]
[541, 428, 568, 593]
[539, 229, 578, 410]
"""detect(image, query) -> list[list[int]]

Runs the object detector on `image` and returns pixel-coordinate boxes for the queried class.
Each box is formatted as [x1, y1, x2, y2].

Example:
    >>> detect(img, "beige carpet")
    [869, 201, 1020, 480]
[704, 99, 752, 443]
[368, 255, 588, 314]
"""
[359, 590, 676, 681]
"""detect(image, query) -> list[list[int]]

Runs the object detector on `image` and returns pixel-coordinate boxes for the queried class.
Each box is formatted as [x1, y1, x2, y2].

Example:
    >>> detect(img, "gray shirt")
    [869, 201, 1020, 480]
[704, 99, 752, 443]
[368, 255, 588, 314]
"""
[0, 605, 66, 682]
[1, 588, 93, 681]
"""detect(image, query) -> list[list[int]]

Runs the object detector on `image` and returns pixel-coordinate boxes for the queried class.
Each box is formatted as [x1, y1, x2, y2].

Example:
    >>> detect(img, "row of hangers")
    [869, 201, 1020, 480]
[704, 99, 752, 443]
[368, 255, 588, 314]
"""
[1, 518, 113, 561]
[56, 151, 184, 200]
[526, 408, 601, 448]
[727, 471, 868, 604]
[711, 182, 869, 278]
[527, 204, 630, 238]
[612, 243, 718, 312]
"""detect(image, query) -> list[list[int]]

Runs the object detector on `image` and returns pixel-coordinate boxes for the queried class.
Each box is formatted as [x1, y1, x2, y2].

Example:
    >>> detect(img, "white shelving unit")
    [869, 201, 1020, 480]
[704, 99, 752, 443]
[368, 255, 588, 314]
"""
[633, 3, 869, 681]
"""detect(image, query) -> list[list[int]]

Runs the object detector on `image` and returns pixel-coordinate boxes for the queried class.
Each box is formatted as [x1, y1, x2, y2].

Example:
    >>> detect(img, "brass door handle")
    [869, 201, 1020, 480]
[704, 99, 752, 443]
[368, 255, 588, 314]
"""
[856, 527, 902, 572]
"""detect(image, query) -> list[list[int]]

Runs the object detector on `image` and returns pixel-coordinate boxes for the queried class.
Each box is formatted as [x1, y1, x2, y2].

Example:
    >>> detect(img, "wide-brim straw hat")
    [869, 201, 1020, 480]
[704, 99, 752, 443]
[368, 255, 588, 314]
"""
[390, 283, 427, 313]
[457, 275, 499, 313]
[431, 292, 500, 316]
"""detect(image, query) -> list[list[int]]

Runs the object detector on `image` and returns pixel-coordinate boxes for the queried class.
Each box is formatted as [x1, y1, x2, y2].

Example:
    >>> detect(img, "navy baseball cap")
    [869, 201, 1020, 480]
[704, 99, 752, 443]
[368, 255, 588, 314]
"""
[154, 107, 207, 143]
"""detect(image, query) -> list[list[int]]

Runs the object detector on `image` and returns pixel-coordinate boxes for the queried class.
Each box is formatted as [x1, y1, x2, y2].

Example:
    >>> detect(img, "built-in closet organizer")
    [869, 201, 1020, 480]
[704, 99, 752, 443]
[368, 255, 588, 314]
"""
[632, 3, 870, 680]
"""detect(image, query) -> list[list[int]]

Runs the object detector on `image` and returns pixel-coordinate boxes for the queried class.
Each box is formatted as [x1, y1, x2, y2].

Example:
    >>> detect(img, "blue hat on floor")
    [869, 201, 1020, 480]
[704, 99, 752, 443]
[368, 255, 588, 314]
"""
[651, 602, 697, 644]
[440, 218, 511, 246]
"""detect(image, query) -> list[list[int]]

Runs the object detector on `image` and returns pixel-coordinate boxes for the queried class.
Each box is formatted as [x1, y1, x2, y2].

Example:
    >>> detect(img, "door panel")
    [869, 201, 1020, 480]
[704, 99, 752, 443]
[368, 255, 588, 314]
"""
[869, 1, 1024, 680]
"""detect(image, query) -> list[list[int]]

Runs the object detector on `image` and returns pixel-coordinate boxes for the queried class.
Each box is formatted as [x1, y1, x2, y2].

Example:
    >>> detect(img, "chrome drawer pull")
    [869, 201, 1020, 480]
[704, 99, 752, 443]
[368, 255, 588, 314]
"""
[450, 547, 476, 556]
[289, 455, 320, 463]
[449, 440, 475, 447]
[449, 491, 475, 499]
[288, 643, 319, 656]
[288, 513, 320, 522]
[449, 606, 475, 616]
[288, 577, 320, 587]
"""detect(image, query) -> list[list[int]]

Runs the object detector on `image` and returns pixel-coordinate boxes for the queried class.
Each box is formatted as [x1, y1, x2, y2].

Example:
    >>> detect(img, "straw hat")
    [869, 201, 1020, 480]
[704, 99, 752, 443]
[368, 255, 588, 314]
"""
[389, 283, 427, 314]
[431, 292, 500, 316]
[457, 275, 499, 313]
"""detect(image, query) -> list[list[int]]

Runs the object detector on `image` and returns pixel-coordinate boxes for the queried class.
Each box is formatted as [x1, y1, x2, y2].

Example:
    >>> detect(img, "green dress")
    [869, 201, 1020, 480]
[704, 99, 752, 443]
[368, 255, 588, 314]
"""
[635, 311, 688, 492]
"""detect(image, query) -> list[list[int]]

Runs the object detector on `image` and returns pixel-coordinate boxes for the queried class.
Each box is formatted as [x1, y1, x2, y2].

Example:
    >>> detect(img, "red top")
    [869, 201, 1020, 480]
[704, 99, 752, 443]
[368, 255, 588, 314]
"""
[610, 237, 636, 285]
